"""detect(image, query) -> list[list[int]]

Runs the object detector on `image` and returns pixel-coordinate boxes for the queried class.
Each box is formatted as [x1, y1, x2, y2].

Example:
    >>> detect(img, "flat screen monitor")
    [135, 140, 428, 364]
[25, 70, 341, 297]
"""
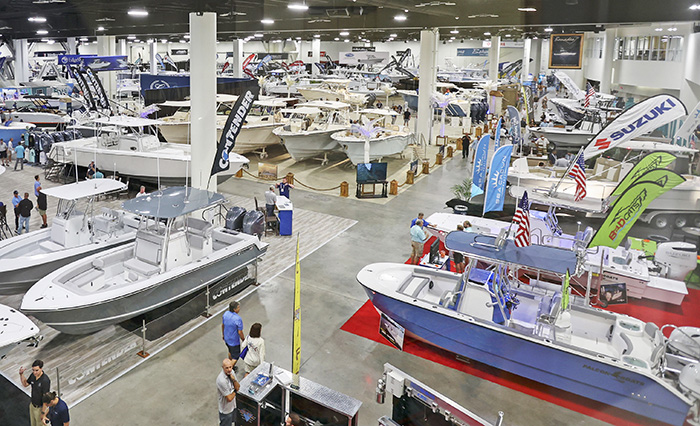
[357, 162, 388, 183]
[429, 238, 440, 264]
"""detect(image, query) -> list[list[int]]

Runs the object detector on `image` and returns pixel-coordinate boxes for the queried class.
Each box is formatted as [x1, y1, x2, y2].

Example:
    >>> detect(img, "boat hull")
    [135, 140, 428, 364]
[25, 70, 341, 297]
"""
[333, 133, 410, 165]
[159, 122, 280, 154]
[274, 128, 343, 161]
[529, 127, 594, 148]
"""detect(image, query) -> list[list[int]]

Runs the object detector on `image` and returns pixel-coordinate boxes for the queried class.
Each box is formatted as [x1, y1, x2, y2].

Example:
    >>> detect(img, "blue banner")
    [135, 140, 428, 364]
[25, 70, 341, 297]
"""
[494, 117, 503, 150]
[470, 134, 490, 199]
[255, 54, 272, 71]
[483, 145, 513, 215]
[155, 53, 165, 70]
[139, 74, 252, 96]
[457, 48, 489, 57]
[58, 55, 128, 72]
[506, 106, 521, 146]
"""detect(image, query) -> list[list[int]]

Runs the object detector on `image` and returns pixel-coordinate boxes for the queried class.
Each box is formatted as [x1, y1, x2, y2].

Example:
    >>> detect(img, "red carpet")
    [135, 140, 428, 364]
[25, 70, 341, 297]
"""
[344, 236, 694, 425]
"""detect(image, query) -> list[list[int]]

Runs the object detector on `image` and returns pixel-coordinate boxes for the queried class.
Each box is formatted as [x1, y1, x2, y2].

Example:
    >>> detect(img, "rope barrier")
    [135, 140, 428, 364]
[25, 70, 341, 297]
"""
[241, 168, 341, 191]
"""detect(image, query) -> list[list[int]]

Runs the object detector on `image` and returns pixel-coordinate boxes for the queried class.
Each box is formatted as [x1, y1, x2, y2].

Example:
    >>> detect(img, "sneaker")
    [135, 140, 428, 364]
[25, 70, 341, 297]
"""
[40, 224, 47, 228]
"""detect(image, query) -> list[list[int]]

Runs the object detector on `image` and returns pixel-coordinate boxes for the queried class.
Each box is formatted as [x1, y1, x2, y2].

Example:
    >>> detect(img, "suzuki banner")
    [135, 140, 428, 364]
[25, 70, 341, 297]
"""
[583, 94, 687, 160]
[483, 145, 514, 215]
[211, 85, 260, 176]
[470, 134, 490, 199]
[610, 152, 677, 198]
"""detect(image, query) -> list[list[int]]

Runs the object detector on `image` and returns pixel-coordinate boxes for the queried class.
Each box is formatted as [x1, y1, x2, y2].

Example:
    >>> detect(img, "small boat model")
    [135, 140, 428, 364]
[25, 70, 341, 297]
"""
[0, 304, 40, 359]
[0, 179, 134, 295]
[21, 186, 268, 334]
[357, 230, 700, 426]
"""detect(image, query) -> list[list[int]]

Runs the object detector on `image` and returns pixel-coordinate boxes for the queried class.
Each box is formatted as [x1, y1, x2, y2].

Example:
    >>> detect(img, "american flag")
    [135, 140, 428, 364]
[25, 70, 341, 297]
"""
[569, 152, 587, 201]
[584, 82, 595, 108]
[513, 191, 531, 248]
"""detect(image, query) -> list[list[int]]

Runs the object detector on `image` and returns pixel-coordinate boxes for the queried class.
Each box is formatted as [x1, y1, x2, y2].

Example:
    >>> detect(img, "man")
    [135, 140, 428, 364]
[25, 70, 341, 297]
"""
[94, 168, 104, 179]
[37, 189, 48, 228]
[403, 109, 411, 126]
[11, 189, 21, 232]
[135, 186, 148, 198]
[7, 137, 13, 165]
[19, 359, 51, 426]
[461, 134, 471, 159]
[222, 301, 245, 368]
[548, 149, 557, 166]
[86, 161, 96, 179]
[34, 175, 42, 198]
[14, 141, 25, 171]
[286, 413, 302, 426]
[0, 138, 7, 167]
[17, 192, 33, 234]
[216, 358, 240, 426]
[264, 185, 277, 217]
[276, 177, 294, 199]
[41, 391, 69, 426]
[410, 219, 429, 265]
[410, 213, 431, 229]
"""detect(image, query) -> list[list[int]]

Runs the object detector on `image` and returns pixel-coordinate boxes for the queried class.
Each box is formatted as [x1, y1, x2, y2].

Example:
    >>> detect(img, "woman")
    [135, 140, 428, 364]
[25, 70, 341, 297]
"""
[242, 323, 266, 376]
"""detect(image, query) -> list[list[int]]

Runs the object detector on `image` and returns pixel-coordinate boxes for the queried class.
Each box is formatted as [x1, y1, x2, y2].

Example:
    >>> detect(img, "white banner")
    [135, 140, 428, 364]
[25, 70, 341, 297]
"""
[583, 94, 687, 159]
[673, 100, 700, 147]
[339, 51, 390, 66]
[554, 71, 584, 100]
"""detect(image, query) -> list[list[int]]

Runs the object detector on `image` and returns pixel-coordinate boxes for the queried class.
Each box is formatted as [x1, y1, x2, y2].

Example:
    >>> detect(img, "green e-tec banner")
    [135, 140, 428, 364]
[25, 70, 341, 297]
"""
[610, 152, 677, 198]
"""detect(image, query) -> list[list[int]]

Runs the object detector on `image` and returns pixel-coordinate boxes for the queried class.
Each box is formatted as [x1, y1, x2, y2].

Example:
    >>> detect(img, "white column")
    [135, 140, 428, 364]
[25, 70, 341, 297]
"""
[149, 41, 158, 74]
[97, 36, 117, 101]
[118, 39, 127, 56]
[417, 28, 438, 148]
[189, 12, 217, 192]
[13, 39, 29, 83]
[488, 35, 501, 81]
[521, 38, 532, 83]
[599, 28, 616, 94]
[311, 39, 321, 76]
[66, 37, 77, 55]
[232, 39, 243, 78]
[531, 38, 543, 79]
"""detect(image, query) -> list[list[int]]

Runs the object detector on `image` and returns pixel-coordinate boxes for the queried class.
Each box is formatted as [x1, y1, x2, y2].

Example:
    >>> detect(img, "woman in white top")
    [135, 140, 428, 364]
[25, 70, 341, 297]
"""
[242, 322, 266, 376]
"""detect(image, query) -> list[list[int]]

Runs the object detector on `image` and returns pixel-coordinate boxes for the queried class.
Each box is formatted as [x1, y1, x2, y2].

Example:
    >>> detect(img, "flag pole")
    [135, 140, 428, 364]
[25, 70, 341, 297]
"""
[291, 233, 302, 389]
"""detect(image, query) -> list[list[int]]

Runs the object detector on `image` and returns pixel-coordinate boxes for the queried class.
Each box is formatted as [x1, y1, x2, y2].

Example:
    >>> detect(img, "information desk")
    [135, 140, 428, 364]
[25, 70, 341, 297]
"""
[356, 180, 388, 199]
[275, 195, 293, 236]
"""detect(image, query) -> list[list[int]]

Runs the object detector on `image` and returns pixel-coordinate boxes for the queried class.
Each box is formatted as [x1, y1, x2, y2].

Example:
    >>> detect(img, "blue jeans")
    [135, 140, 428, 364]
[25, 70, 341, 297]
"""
[219, 411, 234, 426]
[18, 215, 29, 234]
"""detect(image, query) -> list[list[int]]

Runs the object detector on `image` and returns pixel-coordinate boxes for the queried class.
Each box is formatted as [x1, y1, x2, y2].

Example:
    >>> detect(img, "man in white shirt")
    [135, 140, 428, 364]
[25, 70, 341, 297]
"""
[216, 358, 239, 426]
[264, 186, 277, 217]
[135, 186, 148, 198]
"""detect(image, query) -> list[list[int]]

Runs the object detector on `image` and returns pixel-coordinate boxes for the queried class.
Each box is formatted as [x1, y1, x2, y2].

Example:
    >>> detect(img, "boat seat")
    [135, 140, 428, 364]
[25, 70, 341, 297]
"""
[188, 233, 208, 251]
[122, 215, 140, 230]
[212, 229, 243, 250]
[39, 240, 64, 252]
[124, 258, 160, 277]
[93, 215, 116, 235]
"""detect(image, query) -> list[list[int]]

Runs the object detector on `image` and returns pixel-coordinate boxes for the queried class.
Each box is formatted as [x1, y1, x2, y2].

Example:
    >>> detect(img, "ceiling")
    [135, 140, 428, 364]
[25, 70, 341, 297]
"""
[2, 0, 699, 42]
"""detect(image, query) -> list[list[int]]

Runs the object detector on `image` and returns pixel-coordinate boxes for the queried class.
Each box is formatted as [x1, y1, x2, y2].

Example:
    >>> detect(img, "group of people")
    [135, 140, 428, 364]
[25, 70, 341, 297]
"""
[10, 175, 48, 235]
[86, 161, 104, 179]
[19, 359, 70, 426]
[409, 212, 472, 271]
[0, 137, 30, 171]
[264, 177, 294, 218]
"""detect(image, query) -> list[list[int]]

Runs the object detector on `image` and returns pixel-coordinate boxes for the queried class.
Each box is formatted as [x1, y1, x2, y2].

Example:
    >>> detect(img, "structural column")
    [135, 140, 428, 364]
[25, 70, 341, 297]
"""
[97, 36, 117, 101]
[66, 37, 77, 55]
[13, 39, 29, 84]
[310, 38, 321, 76]
[417, 28, 438, 148]
[600, 28, 616, 94]
[118, 39, 127, 57]
[521, 38, 532, 82]
[232, 39, 243, 78]
[149, 41, 158, 74]
[189, 12, 217, 191]
[488, 35, 501, 81]
[530, 38, 543, 79]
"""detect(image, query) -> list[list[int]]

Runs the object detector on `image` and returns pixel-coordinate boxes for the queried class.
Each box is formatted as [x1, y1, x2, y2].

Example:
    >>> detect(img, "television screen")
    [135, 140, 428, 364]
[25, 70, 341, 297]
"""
[356, 162, 388, 183]
[429, 238, 440, 264]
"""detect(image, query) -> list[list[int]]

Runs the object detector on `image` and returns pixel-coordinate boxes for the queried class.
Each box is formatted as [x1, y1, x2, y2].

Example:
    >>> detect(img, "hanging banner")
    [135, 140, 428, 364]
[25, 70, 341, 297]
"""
[589, 170, 685, 248]
[58, 55, 128, 72]
[549, 34, 583, 69]
[673, 100, 700, 147]
[506, 106, 521, 146]
[553, 71, 584, 100]
[211, 85, 260, 176]
[483, 145, 514, 215]
[292, 235, 302, 375]
[610, 152, 677, 197]
[470, 134, 490, 199]
[457, 48, 489, 57]
[583, 94, 687, 160]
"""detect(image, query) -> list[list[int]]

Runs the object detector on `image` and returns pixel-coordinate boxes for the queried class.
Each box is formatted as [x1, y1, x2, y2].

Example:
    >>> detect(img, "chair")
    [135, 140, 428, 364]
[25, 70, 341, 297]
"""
[254, 197, 279, 237]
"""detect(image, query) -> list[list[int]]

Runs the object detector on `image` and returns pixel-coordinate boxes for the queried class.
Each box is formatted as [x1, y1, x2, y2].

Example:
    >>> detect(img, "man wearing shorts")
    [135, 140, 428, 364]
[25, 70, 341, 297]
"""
[222, 301, 245, 371]
[37, 190, 47, 228]
[0, 139, 7, 166]
[410, 219, 429, 265]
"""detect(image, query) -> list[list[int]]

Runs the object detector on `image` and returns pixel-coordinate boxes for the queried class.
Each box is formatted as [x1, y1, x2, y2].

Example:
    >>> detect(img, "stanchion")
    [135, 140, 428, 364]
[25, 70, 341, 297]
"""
[406, 170, 414, 184]
[202, 284, 212, 318]
[436, 153, 443, 165]
[137, 320, 150, 358]
[286, 172, 295, 185]
[475, 127, 482, 138]
[446, 146, 454, 158]
[422, 161, 430, 175]
[389, 180, 398, 195]
[340, 181, 349, 197]
[235, 169, 243, 178]
[455, 138, 463, 150]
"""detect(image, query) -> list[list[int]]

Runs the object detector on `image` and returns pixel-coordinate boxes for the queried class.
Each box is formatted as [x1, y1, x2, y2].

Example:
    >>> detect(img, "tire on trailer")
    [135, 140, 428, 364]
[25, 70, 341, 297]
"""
[674, 215, 688, 229]
[652, 214, 670, 229]
[693, 215, 700, 228]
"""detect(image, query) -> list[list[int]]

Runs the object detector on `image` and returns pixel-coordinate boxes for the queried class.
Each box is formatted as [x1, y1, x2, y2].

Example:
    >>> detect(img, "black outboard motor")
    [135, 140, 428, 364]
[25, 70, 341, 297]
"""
[242, 210, 264, 236]
[225, 207, 246, 231]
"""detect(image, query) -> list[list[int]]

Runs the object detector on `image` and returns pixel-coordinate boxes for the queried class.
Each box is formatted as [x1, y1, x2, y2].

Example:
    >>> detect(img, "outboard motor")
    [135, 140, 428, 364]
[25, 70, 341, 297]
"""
[242, 210, 264, 236]
[225, 207, 246, 232]
[654, 242, 697, 281]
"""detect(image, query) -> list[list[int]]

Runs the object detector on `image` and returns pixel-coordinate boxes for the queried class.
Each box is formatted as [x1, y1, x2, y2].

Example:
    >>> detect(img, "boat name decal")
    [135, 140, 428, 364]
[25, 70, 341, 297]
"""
[582, 364, 645, 385]
[608, 188, 647, 241]
[68, 341, 138, 385]
[212, 276, 247, 301]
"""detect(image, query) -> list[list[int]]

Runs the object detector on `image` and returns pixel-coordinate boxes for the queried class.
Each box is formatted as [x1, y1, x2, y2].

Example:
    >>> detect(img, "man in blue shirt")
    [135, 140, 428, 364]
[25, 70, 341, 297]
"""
[41, 391, 69, 426]
[222, 301, 245, 371]
[410, 212, 431, 229]
[11, 189, 21, 232]
[410, 219, 429, 265]
[276, 177, 294, 199]
[34, 175, 42, 197]
[14, 141, 25, 171]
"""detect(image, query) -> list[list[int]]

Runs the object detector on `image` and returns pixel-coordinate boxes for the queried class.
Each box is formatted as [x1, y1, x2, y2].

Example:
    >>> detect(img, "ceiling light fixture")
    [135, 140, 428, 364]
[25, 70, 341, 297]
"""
[161, 39, 167, 43]
[344, 39, 350, 42]
[28, 17, 47, 23]
[287, 3, 309, 10]
[690, 4, 700, 9]
[505, 34, 511, 38]
[36, 30, 48, 35]
[484, 32, 491, 36]
[254, 33, 264, 37]
[394, 15, 407, 21]
[669, 27, 677, 31]
[450, 29, 459, 34]
[261, 19, 274, 24]
[47, 39, 55, 44]
[339, 31, 349, 36]
[334, 37, 340, 41]
[127, 35, 136, 39]
[544, 27, 553, 32]
[127, 9, 148, 17]
[97, 26, 105, 31]
[79, 37, 89, 41]
[517, 7, 536, 12]
[313, 34, 320, 38]
[390, 33, 397, 37]
[450, 36, 455, 40]
[184, 34, 190, 39]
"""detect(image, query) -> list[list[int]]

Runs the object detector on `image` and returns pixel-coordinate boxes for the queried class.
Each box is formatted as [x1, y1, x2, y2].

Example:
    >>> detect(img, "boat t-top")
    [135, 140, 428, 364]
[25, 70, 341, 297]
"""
[0, 179, 136, 295]
[22, 186, 269, 334]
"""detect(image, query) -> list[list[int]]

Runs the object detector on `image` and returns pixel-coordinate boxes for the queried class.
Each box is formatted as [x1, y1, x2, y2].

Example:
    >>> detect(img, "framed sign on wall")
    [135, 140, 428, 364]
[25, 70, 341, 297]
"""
[549, 34, 584, 69]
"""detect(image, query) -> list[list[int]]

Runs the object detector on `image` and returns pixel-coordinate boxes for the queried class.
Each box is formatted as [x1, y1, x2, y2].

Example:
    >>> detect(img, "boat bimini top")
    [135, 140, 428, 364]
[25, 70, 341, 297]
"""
[121, 186, 225, 219]
[42, 179, 127, 201]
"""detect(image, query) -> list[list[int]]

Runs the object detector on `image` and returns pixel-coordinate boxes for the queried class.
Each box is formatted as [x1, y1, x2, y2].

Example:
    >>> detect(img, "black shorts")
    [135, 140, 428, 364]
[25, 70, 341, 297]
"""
[226, 343, 241, 359]
[453, 252, 464, 263]
[0, 151, 5, 159]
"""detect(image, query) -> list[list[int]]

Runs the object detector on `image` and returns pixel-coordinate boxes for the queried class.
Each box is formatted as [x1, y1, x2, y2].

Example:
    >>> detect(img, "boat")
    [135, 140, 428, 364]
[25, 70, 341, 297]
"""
[21, 186, 268, 334]
[273, 101, 350, 163]
[0, 120, 35, 142]
[0, 179, 135, 295]
[296, 79, 353, 102]
[8, 110, 71, 129]
[331, 109, 412, 165]
[46, 116, 249, 185]
[357, 231, 700, 426]
[0, 304, 40, 359]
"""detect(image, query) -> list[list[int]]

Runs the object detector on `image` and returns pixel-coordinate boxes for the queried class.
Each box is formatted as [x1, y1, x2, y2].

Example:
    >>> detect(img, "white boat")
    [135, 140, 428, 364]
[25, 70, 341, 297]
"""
[296, 79, 353, 102]
[21, 186, 269, 335]
[0, 179, 136, 295]
[331, 108, 412, 165]
[0, 121, 35, 142]
[9, 111, 70, 128]
[47, 116, 249, 185]
[0, 304, 40, 359]
[273, 101, 350, 163]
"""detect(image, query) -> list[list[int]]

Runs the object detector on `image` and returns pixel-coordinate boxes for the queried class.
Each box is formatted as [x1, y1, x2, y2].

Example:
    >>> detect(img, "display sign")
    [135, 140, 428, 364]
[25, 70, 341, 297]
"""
[339, 51, 390, 65]
[549, 34, 584, 69]
[171, 48, 188, 55]
[482, 40, 524, 48]
[457, 48, 489, 57]
[379, 312, 405, 350]
[352, 46, 376, 52]
[211, 85, 260, 176]
[58, 55, 128, 72]
[255, 52, 288, 60]
[258, 163, 278, 180]
[598, 283, 628, 307]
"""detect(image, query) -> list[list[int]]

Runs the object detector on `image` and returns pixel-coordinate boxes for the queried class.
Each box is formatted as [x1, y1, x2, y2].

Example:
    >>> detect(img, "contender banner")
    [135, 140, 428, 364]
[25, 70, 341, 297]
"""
[584, 94, 687, 159]
[470, 134, 490, 199]
[211, 85, 259, 176]
[610, 152, 677, 197]
[589, 169, 685, 248]
[483, 145, 514, 215]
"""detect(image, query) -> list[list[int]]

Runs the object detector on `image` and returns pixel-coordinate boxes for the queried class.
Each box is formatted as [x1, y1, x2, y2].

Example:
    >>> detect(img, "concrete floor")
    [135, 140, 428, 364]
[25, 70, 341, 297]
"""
[60, 156, 615, 426]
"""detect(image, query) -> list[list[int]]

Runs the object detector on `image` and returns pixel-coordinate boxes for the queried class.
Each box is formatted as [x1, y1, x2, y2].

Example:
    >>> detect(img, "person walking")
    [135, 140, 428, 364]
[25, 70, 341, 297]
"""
[14, 141, 25, 171]
[41, 391, 70, 426]
[461, 134, 471, 159]
[410, 219, 429, 265]
[403, 109, 411, 127]
[242, 323, 266, 376]
[264, 185, 277, 217]
[11, 189, 21, 232]
[0, 138, 7, 167]
[17, 192, 33, 234]
[222, 301, 245, 369]
[19, 359, 51, 426]
[216, 358, 240, 426]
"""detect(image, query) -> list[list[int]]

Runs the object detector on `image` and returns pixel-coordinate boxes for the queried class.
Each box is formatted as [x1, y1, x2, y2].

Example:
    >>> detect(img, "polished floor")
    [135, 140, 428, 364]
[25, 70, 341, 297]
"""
[50, 153, 619, 426]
